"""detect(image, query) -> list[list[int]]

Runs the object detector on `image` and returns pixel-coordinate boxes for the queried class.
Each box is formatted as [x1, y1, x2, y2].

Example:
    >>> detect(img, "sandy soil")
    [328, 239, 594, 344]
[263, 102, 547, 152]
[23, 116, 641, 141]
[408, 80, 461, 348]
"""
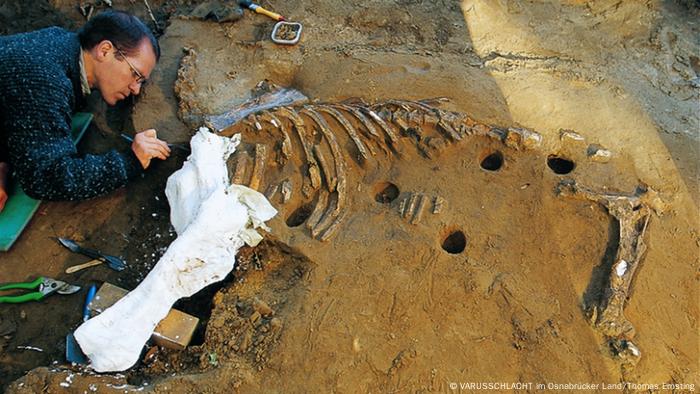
[1, 0, 698, 392]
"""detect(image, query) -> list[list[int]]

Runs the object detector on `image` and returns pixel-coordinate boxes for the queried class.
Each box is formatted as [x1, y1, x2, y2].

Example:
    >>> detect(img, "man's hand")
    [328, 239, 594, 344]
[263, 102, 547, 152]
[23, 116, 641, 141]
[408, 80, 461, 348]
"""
[131, 129, 171, 169]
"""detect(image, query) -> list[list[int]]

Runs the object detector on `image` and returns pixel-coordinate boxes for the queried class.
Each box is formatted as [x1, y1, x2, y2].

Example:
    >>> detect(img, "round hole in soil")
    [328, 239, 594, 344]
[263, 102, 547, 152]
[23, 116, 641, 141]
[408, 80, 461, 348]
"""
[480, 151, 504, 171]
[286, 203, 313, 227]
[442, 230, 467, 254]
[373, 182, 400, 204]
[547, 155, 575, 175]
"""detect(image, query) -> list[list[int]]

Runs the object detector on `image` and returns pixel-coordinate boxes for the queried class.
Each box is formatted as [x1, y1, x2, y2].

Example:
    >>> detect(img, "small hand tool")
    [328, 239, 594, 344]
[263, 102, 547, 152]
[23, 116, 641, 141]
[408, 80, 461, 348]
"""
[238, 0, 285, 21]
[120, 133, 191, 153]
[83, 284, 97, 321]
[65, 259, 106, 274]
[0, 277, 81, 304]
[57, 238, 126, 272]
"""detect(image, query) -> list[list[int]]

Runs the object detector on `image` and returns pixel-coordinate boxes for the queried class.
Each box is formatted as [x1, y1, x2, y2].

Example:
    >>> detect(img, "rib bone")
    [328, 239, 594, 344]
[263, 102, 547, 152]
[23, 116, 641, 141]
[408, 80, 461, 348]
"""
[319, 105, 370, 162]
[260, 110, 292, 165]
[249, 144, 268, 191]
[336, 104, 387, 154]
[301, 107, 348, 239]
[275, 107, 322, 190]
[313, 144, 337, 191]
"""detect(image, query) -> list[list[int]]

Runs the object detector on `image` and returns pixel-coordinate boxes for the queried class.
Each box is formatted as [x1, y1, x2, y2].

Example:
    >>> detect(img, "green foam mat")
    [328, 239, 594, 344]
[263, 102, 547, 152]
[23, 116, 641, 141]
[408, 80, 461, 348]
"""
[0, 112, 93, 251]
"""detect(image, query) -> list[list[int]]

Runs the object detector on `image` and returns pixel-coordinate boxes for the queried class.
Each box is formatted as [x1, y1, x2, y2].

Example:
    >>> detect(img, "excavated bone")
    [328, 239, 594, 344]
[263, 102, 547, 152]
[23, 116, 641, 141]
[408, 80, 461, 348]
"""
[376, 100, 413, 113]
[219, 100, 543, 243]
[253, 115, 263, 132]
[74, 128, 276, 372]
[276, 107, 322, 190]
[392, 115, 409, 133]
[318, 105, 370, 161]
[398, 197, 407, 216]
[313, 144, 337, 191]
[410, 194, 427, 225]
[470, 123, 492, 138]
[265, 183, 279, 200]
[437, 119, 462, 142]
[311, 193, 339, 239]
[244, 114, 263, 132]
[560, 129, 585, 143]
[458, 124, 474, 137]
[381, 99, 434, 114]
[318, 210, 347, 242]
[391, 112, 423, 143]
[231, 151, 250, 185]
[587, 144, 612, 163]
[503, 127, 543, 150]
[433, 196, 445, 214]
[318, 202, 347, 242]
[557, 179, 654, 365]
[306, 190, 329, 232]
[407, 110, 423, 126]
[302, 106, 349, 240]
[422, 111, 441, 125]
[336, 104, 383, 140]
[363, 108, 400, 146]
[206, 88, 308, 133]
[336, 104, 387, 154]
[300, 107, 348, 202]
[403, 194, 418, 219]
[262, 111, 280, 129]
[280, 179, 293, 204]
[260, 110, 292, 165]
[419, 97, 451, 107]
[249, 144, 268, 191]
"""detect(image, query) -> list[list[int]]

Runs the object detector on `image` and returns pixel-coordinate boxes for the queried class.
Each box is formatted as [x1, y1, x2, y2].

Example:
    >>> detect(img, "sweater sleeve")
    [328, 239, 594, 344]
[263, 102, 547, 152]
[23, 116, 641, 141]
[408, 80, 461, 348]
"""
[4, 70, 143, 201]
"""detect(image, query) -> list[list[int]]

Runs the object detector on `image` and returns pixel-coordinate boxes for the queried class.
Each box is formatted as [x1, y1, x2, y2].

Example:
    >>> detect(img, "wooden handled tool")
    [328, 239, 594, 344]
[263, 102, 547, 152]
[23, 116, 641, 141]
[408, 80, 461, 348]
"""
[238, 0, 285, 21]
[65, 259, 104, 274]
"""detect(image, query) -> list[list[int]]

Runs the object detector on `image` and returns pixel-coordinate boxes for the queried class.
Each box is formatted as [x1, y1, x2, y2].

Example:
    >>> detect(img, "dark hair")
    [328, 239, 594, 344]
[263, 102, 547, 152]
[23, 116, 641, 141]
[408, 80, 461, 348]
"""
[77, 10, 160, 60]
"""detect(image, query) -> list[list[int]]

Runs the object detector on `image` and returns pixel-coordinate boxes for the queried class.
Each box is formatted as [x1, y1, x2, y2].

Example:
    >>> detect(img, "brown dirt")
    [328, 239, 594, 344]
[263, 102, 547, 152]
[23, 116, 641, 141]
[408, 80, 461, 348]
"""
[2, 0, 698, 393]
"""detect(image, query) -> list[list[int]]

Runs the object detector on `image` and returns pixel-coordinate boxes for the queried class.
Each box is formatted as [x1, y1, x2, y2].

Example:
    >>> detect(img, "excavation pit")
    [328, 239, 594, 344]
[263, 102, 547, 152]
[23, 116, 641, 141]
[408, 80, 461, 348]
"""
[441, 229, 467, 254]
[373, 182, 400, 204]
[480, 150, 504, 172]
[547, 155, 576, 175]
[2, 1, 695, 392]
[285, 203, 313, 227]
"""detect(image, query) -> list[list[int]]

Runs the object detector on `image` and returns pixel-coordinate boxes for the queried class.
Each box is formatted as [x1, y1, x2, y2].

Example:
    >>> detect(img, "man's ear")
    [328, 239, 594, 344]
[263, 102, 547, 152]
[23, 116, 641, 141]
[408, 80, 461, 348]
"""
[93, 40, 114, 62]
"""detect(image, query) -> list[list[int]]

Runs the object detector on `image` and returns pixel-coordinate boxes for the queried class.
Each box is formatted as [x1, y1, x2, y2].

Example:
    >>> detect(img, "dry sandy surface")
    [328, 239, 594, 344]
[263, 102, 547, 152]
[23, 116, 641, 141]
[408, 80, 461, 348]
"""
[1, 0, 698, 393]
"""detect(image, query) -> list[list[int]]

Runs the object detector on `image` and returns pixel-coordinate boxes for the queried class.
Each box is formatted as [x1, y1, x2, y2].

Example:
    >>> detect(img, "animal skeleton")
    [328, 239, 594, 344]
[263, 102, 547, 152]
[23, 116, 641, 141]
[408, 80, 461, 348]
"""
[205, 96, 657, 366]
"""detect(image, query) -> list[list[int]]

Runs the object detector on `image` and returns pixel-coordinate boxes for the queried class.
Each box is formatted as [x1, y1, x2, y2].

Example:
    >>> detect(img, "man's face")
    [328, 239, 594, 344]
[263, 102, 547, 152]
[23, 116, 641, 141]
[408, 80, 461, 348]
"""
[92, 39, 157, 106]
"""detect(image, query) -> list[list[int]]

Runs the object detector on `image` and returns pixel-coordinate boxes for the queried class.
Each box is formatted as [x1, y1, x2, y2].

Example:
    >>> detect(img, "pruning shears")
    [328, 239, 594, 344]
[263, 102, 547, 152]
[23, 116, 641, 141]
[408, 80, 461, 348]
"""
[0, 277, 81, 304]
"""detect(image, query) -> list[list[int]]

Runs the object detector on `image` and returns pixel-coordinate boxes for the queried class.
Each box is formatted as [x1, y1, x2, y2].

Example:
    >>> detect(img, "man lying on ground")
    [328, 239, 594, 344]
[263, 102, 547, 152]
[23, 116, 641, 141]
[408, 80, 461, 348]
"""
[0, 10, 171, 212]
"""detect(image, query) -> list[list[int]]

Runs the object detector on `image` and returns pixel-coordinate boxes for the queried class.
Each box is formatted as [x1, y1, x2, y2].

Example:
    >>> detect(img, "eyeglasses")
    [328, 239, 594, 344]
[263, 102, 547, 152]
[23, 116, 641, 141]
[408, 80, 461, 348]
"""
[116, 48, 147, 86]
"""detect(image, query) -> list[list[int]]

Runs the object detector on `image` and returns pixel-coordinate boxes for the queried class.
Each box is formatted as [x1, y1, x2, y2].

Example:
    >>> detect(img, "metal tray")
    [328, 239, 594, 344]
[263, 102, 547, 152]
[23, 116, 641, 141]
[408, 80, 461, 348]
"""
[271, 21, 303, 45]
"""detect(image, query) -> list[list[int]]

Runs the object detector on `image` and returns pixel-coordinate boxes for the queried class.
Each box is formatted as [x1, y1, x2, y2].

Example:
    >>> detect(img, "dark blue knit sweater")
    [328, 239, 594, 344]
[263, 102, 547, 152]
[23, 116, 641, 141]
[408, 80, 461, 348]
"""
[0, 27, 143, 201]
